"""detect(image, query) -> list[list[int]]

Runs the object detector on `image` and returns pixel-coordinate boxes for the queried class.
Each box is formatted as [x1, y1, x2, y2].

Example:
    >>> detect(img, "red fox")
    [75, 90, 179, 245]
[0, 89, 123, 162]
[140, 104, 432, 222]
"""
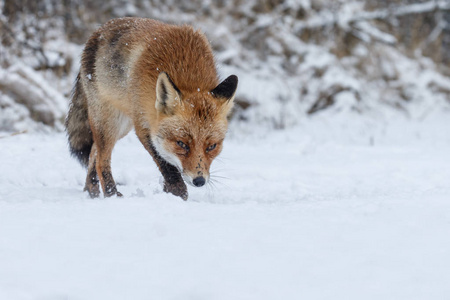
[65, 18, 238, 200]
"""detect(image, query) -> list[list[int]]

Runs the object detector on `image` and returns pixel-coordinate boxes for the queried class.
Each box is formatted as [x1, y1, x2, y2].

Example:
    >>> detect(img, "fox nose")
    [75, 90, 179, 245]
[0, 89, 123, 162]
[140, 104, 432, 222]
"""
[193, 176, 206, 187]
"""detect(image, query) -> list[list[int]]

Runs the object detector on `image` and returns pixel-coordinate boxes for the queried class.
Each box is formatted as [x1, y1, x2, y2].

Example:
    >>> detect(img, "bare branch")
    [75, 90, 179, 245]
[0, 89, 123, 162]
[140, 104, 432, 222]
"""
[294, 0, 450, 32]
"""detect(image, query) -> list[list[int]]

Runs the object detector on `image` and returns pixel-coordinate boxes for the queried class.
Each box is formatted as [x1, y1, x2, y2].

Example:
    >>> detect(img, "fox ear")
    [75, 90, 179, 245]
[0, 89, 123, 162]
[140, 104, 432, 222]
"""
[211, 75, 238, 102]
[156, 72, 181, 115]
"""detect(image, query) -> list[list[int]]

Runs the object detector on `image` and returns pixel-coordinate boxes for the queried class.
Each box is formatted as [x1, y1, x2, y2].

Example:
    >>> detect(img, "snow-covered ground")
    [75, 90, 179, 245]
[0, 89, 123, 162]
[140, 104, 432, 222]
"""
[1, 114, 450, 300]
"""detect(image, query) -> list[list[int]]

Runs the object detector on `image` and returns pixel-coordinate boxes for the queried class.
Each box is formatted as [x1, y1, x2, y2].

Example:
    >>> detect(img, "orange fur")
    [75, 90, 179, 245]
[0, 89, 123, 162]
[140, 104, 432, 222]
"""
[66, 17, 238, 200]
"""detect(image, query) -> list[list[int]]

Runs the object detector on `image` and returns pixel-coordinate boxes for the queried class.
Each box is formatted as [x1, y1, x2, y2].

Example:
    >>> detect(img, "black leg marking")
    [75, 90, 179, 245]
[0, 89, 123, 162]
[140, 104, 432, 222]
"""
[101, 170, 122, 197]
[146, 136, 188, 200]
[84, 161, 100, 198]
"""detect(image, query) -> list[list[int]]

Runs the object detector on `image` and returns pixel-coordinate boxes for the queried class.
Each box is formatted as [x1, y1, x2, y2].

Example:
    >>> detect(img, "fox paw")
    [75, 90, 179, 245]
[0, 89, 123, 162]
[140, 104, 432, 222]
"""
[104, 185, 123, 198]
[164, 181, 188, 201]
[84, 183, 100, 198]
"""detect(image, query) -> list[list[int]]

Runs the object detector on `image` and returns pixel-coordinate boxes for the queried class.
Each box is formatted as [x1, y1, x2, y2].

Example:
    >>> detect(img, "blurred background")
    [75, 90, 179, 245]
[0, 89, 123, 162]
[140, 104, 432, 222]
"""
[1, 0, 449, 133]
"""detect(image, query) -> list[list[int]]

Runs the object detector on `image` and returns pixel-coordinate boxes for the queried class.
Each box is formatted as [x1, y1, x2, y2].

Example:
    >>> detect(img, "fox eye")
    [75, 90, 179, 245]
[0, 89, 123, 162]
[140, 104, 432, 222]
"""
[177, 141, 189, 152]
[206, 143, 216, 152]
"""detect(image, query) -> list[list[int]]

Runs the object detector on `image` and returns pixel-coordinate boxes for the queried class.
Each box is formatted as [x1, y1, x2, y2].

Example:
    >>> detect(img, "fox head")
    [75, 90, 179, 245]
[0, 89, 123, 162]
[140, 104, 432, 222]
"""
[151, 72, 238, 187]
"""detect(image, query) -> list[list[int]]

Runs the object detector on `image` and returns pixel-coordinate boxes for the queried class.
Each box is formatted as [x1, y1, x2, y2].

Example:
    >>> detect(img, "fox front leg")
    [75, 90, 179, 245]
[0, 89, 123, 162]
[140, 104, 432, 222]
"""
[90, 130, 123, 198]
[84, 143, 100, 198]
[83, 143, 123, 198]
[158, 158, 188, 201]
[136, 131, 188, 200]
[149, 141, 188, 200]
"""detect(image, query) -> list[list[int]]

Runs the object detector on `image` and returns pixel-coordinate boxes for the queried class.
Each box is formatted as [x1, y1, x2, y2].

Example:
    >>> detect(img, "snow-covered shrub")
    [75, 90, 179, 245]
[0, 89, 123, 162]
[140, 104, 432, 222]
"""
[0, 0, 449, 132]
[0, 64, 67, 132]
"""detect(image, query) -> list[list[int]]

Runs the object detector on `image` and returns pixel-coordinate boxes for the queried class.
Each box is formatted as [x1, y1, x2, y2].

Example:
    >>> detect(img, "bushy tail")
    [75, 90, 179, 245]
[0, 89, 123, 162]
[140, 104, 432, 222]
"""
[65, 74, 93, 168]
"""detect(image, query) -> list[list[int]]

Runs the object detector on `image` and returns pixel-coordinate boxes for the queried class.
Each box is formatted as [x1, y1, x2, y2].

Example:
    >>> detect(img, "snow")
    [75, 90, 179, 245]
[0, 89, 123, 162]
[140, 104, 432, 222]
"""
[1, 2, 450, 297]
[1, 113, 450, 299]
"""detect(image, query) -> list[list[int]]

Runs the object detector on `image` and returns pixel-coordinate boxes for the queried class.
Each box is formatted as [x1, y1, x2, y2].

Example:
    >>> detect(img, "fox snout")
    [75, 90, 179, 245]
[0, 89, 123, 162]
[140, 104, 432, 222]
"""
[182, 169, 210, 188]
[193, 176, 206, 187]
